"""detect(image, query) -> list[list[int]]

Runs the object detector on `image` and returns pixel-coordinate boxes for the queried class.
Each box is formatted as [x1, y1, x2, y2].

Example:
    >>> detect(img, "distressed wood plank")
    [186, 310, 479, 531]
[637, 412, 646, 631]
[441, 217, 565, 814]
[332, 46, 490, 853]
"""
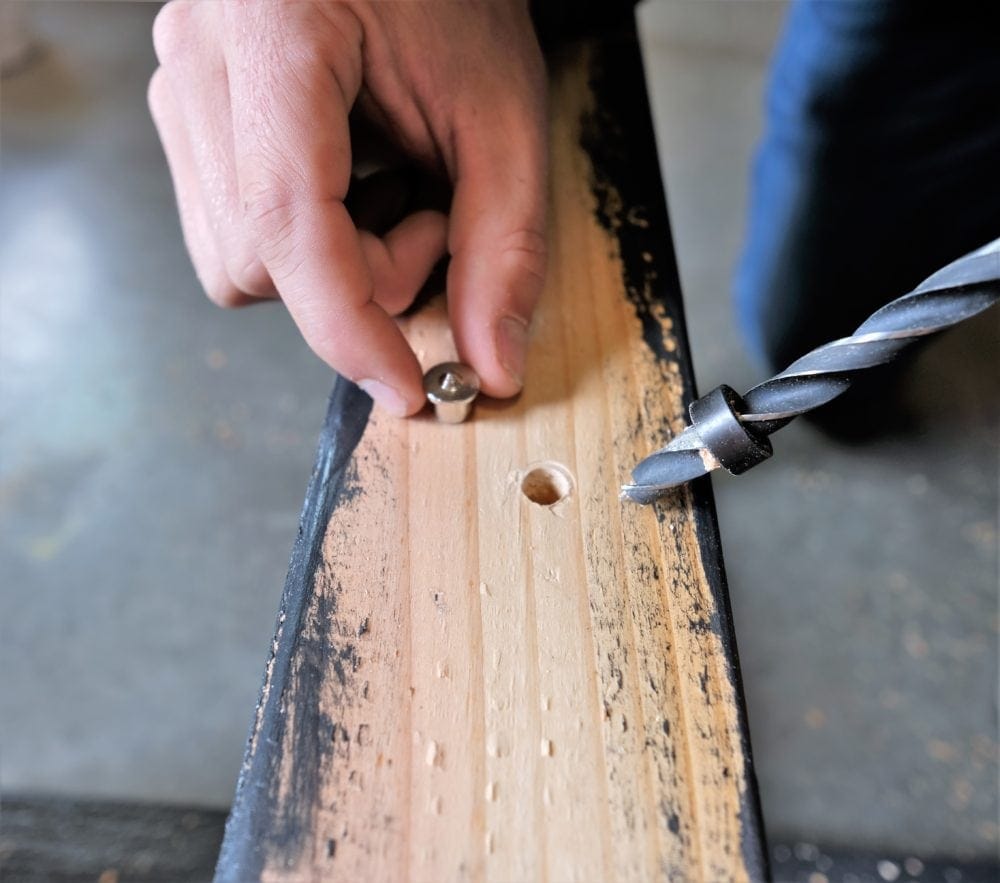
[217, 29, 767, 883]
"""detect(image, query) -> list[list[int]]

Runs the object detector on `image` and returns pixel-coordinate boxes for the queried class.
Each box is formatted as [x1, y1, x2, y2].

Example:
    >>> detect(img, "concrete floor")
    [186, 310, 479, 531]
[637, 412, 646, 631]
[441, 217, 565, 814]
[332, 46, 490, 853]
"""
[1, 0, 996, 861]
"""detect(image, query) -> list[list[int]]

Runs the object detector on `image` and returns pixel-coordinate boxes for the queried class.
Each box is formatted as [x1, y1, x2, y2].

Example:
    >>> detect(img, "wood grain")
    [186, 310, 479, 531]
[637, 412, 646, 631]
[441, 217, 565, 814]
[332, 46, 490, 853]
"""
[217, 34, 766, 883]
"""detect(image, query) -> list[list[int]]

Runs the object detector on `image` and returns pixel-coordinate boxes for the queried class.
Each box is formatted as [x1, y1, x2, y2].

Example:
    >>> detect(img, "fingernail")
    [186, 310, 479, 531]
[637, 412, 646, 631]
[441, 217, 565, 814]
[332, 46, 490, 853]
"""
[357, 379, 409, 417]
[497, 316, 529, 389]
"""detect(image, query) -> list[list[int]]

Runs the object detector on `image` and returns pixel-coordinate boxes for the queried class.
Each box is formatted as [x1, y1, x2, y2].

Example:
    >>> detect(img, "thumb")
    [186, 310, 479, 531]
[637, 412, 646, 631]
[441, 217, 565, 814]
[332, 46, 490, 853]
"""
[446, 86, 548, 398]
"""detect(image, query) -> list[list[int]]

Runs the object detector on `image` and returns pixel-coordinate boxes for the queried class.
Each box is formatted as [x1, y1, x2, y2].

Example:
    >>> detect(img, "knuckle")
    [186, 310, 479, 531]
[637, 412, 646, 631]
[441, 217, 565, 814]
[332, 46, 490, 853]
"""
[224, 251, 272, 297]
[499, 227, 548, 258]
[240, 174, 294, 230]
[193, 260, 246, 309]
[498, 227, 548, 284]
[240, 174, 298, 242]
[152, 1, 192, 65]
[204, 277, 246, 309]
[240, 177, 298, 268]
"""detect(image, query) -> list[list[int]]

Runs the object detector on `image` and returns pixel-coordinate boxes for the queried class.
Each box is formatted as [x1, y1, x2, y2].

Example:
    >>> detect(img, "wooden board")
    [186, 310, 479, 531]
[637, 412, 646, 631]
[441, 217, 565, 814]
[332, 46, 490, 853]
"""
[216, 30, 767, 883]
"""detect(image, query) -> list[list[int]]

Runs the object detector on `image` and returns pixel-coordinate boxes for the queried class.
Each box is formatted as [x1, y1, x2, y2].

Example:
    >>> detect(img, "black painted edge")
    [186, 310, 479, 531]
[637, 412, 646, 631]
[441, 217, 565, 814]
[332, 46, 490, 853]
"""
[214, 377, 372, 882]
[580, 21, 770, 881]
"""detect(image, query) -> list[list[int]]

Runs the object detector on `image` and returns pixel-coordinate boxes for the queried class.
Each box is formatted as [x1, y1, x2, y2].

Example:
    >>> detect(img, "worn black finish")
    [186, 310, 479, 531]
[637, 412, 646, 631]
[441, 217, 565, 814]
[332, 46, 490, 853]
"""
[214, 377, 371, 882]
[625, 246, 1000, 502]
[580, 29, 770, 882]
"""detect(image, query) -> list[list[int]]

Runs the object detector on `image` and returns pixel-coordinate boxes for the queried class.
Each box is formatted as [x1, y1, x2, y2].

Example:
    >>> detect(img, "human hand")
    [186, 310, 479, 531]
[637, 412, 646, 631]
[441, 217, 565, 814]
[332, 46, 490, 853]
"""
[149, 0, 547, 416]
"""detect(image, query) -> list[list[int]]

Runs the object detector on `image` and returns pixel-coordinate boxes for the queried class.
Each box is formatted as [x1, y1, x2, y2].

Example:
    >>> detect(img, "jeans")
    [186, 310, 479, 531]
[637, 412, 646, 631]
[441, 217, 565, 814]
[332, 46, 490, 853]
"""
[736, 0, 1000, 372]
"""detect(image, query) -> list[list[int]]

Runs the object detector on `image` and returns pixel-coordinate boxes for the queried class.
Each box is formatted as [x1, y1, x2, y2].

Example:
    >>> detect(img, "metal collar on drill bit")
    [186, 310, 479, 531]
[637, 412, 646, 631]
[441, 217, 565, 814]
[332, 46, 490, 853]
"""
[690, 385, 772, 474]
[622, 241, 1000, 504]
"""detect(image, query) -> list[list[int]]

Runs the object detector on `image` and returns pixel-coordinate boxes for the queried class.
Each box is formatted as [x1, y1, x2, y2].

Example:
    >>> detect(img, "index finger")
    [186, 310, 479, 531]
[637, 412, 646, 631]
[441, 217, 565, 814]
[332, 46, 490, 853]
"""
[223, 7, 424, 416]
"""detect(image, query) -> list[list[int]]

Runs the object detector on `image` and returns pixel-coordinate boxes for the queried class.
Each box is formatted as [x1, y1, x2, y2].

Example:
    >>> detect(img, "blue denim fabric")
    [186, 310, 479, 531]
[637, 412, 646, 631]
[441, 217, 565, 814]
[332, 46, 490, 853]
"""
[735, 0, 1000, 372]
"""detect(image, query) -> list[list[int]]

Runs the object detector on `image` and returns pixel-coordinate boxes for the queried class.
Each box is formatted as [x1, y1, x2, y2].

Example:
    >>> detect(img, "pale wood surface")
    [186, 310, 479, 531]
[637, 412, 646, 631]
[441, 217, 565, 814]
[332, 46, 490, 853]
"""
[218, 37, 764, 883]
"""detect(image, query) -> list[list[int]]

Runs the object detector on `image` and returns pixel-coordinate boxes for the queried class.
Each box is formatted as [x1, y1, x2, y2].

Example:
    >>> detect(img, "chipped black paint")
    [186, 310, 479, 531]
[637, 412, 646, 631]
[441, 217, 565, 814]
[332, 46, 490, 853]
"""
[579, 29, 770, 882]
[215, 377, 372, 882]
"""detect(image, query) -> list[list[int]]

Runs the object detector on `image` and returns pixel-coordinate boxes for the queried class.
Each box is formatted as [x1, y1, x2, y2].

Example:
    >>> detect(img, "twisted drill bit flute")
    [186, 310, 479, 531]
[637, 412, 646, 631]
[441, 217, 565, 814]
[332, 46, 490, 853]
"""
[622, 241, 1000, 505]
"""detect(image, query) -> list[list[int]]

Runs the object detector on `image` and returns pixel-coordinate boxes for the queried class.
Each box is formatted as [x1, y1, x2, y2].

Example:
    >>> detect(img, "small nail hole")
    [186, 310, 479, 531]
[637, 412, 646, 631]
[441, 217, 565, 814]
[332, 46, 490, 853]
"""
[521, 463, 573, 506]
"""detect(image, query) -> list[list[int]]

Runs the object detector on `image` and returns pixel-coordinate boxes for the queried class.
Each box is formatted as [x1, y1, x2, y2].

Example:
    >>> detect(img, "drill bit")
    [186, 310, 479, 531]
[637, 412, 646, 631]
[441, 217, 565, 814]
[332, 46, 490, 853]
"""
[622, 241, 1000, 504]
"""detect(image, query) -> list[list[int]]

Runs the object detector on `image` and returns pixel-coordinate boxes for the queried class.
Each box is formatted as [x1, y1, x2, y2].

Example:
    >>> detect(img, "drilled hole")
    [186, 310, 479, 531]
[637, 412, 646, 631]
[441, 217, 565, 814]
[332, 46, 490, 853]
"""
[521, 463, 573, 506]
